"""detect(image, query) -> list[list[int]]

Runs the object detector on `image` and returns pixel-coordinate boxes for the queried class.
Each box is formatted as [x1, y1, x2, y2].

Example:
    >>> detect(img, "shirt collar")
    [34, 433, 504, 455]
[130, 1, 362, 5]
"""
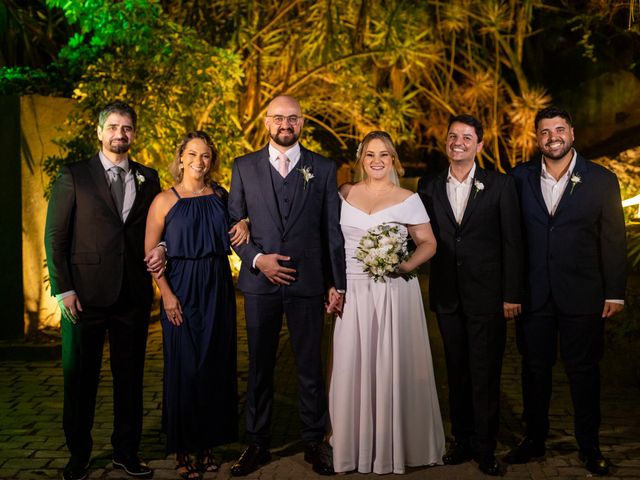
[99, 151, 129, 173]
[447, 162, 476, 185]
[541, 149, 576, 180]
[268, 142, 301, 164]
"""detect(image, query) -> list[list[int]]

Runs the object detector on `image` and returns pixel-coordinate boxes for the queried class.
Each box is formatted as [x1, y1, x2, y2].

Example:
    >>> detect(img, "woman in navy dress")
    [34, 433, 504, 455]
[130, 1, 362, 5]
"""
[145, 131, 248, 479]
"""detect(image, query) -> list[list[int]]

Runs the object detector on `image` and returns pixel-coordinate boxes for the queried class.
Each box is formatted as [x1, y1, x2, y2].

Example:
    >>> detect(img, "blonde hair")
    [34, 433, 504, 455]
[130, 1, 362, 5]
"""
[169, 131, 219, 184]
[354, 131, 405, 184]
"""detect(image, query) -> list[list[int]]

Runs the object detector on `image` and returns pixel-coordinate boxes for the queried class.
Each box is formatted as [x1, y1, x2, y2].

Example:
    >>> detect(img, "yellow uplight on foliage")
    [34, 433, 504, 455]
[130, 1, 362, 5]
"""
[622, 194, 640, 218]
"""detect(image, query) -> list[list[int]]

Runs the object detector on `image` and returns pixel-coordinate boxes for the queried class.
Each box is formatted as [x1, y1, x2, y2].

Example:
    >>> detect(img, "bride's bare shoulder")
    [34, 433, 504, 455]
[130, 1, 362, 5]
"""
[339, 182, 357, 199]
[396, 186, 415, 201]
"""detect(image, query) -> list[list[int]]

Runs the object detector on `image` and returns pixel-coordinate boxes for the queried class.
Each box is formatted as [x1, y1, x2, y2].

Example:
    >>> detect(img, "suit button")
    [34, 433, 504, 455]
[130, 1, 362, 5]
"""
[283, 181, 288, 186]
[456, 237, 462, 242]
[549, 226, 554, 231]
[284, 198, 289, 203]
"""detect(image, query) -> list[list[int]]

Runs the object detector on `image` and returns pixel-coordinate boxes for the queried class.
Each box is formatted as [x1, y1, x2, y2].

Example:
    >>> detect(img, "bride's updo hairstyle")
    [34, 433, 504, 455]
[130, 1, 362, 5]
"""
[354, 130, 405, 185]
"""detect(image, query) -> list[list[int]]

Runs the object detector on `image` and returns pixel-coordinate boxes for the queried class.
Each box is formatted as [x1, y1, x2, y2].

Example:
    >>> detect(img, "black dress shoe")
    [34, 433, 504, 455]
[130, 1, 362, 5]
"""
[112, 455, 152, 478]
[503, 437, 545, 464]
[304, 441, 335, 476]
[230, 444, 271, 476]
[476, 455, 502, 476]
[579, 448, 610, 476]
[443, 441, 473, 465]
[62, 458, 89, 480]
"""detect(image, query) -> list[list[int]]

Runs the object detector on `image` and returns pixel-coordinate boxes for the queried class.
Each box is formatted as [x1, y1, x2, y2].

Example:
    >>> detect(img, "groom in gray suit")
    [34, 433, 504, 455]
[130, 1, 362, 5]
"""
[228, 95, 346, 476]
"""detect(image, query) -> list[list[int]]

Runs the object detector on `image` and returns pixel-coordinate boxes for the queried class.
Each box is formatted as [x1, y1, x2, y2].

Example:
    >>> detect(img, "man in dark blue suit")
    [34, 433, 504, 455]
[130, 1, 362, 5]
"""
[506, 107, 626, 476]
[228, 95, 346, 476]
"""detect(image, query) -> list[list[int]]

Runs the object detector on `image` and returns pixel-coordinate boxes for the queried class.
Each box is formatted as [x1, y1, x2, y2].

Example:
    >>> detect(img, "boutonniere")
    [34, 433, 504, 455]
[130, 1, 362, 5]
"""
[298, 166, 315, 189]
[134, 171, 146, 189]
[570, 173, 581, 194]
[473, 179, 484, 198]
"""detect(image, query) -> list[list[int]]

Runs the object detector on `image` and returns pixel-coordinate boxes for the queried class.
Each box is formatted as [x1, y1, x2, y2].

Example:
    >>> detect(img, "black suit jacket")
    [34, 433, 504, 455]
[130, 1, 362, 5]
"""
[511, 154, 626, 315]
[418, 166, 524, 315]
[45, 154, 161, 307]
[228, 145, 346, 296]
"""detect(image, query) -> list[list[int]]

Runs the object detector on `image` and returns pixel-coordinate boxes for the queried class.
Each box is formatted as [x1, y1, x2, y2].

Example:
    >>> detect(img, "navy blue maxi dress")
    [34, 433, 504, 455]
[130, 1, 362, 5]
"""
[161, 185, 238, 453]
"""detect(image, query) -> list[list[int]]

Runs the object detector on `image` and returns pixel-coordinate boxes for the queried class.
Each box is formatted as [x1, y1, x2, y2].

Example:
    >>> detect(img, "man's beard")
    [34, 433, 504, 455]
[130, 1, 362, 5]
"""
[541, 139, 573, 160]
[270, 127, 299, 147]
[108, 139, 131, 154]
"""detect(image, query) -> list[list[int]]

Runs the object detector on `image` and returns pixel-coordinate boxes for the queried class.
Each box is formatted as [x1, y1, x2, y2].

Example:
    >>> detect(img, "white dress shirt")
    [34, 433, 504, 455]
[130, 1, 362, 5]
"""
[446, 163, 476, 224]
[268, 143, 301, 174]
[540, 150, 576, 216]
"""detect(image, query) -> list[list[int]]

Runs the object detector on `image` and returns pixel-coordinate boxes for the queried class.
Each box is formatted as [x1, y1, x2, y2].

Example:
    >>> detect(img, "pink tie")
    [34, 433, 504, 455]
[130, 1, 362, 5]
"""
[277, 153, 290, 177]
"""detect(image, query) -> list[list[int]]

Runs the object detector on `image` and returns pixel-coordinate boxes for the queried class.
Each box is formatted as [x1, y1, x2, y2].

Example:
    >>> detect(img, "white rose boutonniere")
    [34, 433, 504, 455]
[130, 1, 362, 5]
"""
[473, 179, 485, 198]
[135, 171, 146, 189]
[570, 173, 581, 194]
[298, 166, 315, 189]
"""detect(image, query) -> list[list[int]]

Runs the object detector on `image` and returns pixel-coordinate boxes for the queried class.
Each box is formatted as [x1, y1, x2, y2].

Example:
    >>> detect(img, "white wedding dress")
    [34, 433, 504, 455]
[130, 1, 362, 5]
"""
[329, 193, 445, 474]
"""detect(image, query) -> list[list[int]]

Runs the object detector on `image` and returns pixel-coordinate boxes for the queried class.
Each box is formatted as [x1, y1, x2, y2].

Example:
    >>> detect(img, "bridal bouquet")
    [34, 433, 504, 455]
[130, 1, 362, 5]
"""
[354, 223, 416, 282]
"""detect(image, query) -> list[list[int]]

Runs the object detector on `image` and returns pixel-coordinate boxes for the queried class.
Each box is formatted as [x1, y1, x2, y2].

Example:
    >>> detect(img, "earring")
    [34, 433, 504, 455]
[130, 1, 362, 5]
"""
[179, 162, 184, 170]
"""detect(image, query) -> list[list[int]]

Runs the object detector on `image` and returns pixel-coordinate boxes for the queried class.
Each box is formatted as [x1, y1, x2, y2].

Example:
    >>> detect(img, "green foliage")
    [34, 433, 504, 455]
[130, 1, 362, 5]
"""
[42, 0, 244, 192]
[36, 0, 640, 192]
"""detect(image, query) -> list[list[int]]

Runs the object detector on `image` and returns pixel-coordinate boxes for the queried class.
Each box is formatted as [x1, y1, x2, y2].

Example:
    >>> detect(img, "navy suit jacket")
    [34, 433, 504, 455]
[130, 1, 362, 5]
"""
[418, 166, 524, 315]
[511, 153, 626, 315]
[228, 145, 346, 296]
[45, 154, 161, 307]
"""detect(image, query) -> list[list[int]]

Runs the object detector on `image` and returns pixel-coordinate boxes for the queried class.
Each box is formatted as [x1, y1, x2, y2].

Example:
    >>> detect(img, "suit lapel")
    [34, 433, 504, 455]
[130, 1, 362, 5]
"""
[254, 146, 284, 233]
[283, 146, 313, 235]
[553, 153, 587, 218]
[435, 172, 457, 226]
[459, 167, 486, 229]
[88, 154, 121, 221]
[526, 159, 550, 216]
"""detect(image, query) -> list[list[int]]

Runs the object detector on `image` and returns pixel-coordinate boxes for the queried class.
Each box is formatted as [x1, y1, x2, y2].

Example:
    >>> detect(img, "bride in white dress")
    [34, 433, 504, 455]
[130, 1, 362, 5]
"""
[328, 131, 445, 474]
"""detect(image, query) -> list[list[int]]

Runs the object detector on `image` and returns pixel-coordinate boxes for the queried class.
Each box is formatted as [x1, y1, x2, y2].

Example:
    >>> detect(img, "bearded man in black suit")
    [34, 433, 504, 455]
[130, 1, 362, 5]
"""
[45, 102, 161, 480]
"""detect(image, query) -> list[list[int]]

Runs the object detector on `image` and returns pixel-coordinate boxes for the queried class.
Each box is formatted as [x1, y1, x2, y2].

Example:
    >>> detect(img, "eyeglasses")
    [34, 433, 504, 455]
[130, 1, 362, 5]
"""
[266, 115, 301, 125]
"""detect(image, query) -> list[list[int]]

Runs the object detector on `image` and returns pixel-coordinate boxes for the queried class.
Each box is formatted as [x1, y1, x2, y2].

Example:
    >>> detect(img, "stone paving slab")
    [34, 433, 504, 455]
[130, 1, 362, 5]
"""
[1, 276, 639, 479]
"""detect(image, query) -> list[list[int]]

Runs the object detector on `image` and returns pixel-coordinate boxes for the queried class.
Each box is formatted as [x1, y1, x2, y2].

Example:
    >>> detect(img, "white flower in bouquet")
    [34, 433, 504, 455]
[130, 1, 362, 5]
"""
[354, 223, 417, 282]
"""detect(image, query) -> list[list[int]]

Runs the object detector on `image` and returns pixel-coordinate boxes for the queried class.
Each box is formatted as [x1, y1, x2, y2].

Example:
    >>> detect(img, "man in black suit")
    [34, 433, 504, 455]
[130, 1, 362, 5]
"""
[45, 102, 161, 480]
[228, 95, 346, 476]
[418, 114, 523, 476]
[506, 107, 626, 476]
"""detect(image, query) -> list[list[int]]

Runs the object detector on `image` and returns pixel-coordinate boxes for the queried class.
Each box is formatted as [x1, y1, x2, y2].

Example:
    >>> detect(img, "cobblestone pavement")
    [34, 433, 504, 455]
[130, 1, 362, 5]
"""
[1, 276, 639, 480]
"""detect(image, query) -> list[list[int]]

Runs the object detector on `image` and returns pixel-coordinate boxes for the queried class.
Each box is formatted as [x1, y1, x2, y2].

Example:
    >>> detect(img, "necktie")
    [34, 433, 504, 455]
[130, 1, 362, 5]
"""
[109, 166, 126, 218]
[277, 153, 290, 178]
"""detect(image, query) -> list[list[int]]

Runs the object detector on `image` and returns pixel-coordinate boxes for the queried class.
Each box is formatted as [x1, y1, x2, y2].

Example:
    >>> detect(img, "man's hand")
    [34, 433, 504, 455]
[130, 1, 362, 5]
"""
[144, 245, 167, 279]
[325, 287, 344, 316]
[229, 219, 250, 247]
[503, 302, 521, 320]
[602, 301, 624, 318]
[256, 254, 296, 285]
[58, 294, 83, 324]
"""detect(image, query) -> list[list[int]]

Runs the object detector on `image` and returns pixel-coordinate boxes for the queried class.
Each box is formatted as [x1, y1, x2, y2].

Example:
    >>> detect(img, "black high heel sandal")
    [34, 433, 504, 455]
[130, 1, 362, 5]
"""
[198, 448, 220, 473]
[176, 453, 201, 480]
